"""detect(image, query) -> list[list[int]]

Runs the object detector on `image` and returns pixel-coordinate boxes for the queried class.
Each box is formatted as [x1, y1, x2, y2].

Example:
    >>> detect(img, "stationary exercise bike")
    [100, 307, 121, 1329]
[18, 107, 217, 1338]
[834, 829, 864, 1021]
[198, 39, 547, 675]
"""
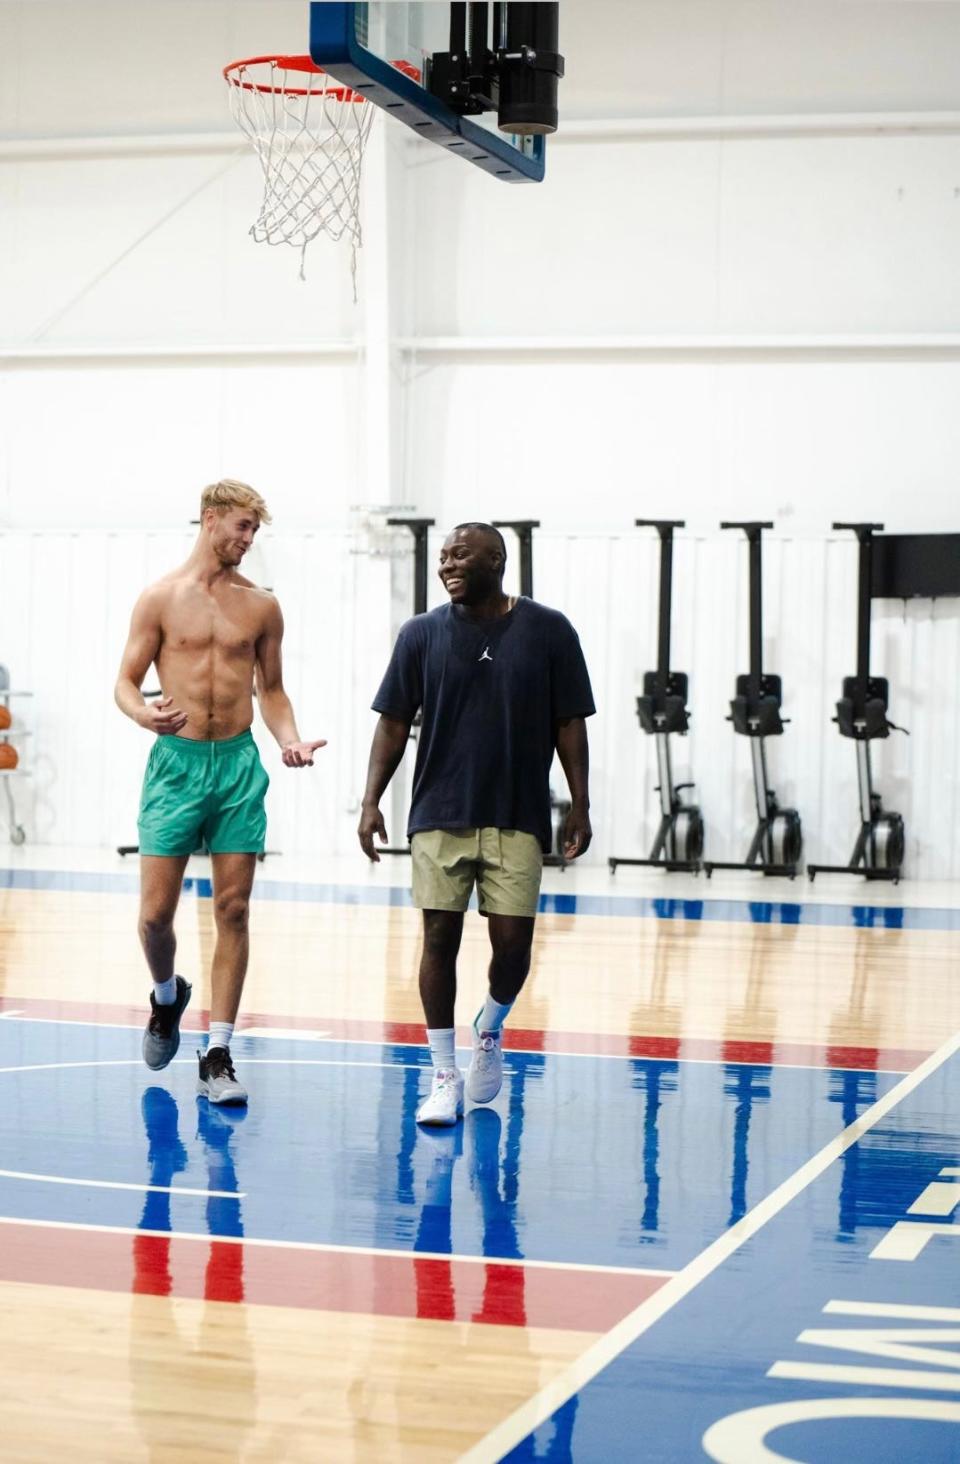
[808, 522, 906, 883]
[704, 522, 802, 879]
[609, 520, 704, 873]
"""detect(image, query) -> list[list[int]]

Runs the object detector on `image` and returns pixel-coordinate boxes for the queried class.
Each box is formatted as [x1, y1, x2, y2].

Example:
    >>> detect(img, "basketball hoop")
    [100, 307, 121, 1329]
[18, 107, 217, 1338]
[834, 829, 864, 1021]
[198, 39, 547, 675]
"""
[224, 54, 377, 292]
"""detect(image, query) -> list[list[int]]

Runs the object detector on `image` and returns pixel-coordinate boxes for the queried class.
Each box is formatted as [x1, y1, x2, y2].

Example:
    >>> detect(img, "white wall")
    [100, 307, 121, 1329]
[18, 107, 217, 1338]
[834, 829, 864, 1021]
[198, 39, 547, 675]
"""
[2, 1, 960, 875]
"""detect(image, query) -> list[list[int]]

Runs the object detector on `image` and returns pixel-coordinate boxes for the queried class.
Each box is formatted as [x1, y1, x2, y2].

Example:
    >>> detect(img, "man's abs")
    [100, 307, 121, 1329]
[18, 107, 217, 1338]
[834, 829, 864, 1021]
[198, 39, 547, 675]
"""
[155, 582, 266, 740]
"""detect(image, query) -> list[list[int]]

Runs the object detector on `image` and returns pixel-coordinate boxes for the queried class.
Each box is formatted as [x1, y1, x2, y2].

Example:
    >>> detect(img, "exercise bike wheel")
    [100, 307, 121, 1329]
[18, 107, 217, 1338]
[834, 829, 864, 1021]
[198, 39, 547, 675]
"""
[770, 809, 802, 867]
[673, 808, 704, 864]
[871, 812, 904, 870]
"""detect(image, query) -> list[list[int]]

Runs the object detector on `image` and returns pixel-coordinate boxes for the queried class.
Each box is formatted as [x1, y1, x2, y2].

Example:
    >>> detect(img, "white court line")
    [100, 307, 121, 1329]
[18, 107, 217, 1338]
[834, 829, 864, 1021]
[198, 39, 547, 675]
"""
[0, 1015, 911, 1074]
[460, 1026, 960, 1464]
[0, 1010, 25, 1019]
[0, 1169, 243, 1199]
[0, 1214, 674, 1279]
[0, 1057, 419, 1075]
[241, 1027, 333, 1040]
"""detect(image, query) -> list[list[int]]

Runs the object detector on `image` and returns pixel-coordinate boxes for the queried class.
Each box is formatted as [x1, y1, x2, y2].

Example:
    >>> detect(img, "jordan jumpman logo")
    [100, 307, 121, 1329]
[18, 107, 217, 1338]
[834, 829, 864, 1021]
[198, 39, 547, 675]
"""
[479, 646, 493, 663]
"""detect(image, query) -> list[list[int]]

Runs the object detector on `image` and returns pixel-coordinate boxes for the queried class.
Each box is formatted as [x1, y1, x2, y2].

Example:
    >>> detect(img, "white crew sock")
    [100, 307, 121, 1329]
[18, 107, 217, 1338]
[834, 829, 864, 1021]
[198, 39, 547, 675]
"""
[476, 995, 513, 1035]
[427, 1027, 457, 1072]
[153, 975, 178, 1007]
[207, 1022, 234, 1053]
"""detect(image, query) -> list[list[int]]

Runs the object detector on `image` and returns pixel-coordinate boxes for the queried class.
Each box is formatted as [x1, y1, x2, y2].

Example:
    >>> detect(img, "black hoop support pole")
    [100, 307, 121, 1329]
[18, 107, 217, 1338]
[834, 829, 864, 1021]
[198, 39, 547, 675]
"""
[493, 520, 540, 599]
[387, 517, 436, 616]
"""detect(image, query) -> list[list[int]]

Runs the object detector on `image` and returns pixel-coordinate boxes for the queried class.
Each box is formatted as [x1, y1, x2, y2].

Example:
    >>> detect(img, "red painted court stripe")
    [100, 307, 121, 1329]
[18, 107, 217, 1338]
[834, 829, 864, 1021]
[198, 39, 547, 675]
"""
[0, 1222, 667, 1331]
[0, 995, 922, 1071]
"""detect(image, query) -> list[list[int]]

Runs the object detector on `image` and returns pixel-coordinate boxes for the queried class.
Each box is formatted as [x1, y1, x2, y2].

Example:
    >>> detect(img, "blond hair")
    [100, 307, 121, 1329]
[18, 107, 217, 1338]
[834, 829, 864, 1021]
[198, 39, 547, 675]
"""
[200, 478, 272, 525]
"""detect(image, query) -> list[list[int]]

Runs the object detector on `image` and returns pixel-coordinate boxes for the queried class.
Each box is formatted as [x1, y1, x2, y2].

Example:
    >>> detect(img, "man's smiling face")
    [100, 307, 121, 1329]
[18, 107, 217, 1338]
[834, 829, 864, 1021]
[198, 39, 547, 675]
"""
[438, 528, 504, 605]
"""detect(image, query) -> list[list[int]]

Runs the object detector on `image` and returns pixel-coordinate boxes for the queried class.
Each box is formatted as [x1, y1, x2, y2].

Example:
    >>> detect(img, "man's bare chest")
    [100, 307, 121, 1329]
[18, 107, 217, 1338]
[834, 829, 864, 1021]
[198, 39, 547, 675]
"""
[161, 592, 264, 659]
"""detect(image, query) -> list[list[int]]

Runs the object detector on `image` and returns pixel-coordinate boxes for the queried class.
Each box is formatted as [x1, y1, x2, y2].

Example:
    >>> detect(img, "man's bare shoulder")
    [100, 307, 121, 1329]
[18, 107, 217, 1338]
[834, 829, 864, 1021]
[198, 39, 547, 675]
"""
[133, 575, 180, 617]
[229, 575, 280, 614]
[231, 571, 275, 599]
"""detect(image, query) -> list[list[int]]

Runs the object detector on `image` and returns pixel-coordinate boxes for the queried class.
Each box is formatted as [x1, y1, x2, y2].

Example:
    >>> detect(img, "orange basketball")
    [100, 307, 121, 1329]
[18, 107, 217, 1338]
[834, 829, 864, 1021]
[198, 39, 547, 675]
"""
[0, 706, 10, 730]
[0, 743, 18, 770]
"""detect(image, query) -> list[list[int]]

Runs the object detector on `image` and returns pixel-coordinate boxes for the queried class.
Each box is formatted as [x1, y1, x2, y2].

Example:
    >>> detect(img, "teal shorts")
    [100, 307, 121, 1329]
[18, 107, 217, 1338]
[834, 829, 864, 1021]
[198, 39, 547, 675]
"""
[137, 729, 269, 857]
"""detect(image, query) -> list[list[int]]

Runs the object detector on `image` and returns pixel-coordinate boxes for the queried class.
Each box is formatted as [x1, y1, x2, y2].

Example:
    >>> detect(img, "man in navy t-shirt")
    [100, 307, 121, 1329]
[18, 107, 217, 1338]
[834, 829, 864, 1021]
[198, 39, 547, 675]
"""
[358, 522, 595, 1126]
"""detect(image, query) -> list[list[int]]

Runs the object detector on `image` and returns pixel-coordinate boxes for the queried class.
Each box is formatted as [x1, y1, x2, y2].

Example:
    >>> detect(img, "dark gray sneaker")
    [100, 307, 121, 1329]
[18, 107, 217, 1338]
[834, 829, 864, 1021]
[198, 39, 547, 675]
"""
[197, 1047, 249, 1106]
[142, 976, 192, 1071]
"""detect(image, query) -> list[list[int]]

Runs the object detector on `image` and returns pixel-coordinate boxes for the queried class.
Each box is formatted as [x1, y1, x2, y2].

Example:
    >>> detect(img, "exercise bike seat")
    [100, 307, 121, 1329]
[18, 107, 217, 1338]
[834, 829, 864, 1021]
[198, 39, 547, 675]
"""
[729, 694, 784, 737]
[835, 696, 891, 740]
[636, 688, 689, 735]
[835, 675, 895, 739]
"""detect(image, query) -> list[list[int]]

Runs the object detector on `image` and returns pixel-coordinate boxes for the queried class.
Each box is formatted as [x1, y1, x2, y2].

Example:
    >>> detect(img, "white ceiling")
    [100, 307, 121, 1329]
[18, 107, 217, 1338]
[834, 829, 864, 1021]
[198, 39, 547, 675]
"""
[1, 1, 959, 140]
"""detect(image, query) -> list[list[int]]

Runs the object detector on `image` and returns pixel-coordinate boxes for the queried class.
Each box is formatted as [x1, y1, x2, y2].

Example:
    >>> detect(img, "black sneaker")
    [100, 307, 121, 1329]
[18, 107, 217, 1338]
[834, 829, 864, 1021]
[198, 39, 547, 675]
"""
[197, 1047, 249, 1106]
[141, 976, 192, 1071]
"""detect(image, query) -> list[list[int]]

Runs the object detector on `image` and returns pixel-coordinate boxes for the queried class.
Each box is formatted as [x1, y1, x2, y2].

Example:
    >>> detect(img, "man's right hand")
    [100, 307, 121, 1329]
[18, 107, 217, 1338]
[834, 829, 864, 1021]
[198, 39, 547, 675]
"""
[358, 804, 388, 862]
[138, 697, 188, 736]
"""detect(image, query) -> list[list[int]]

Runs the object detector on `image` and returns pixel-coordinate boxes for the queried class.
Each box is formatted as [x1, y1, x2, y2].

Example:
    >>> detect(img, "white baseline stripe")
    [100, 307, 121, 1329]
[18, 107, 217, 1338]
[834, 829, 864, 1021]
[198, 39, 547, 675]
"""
[0, 1010, 25, 1019]
[0, 1058, 418, 1075]
[0, 1169, 242, 1199]
[460, 1027, 960, 1464]
[0, 1215, 674, 1278]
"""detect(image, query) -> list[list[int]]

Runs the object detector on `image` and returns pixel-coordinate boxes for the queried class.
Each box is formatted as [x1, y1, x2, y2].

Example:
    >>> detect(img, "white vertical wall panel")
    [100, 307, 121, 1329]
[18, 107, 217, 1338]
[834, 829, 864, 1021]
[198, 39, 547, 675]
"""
[0, 363, 358, 530]
[0, 151, 357, 352]
[409, 133, 960, 339]
[404, 359, 960, 535]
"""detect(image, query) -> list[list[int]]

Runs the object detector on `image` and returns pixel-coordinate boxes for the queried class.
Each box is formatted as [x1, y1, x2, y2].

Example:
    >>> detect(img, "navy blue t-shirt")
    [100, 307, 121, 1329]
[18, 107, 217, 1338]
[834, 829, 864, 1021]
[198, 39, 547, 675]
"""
[372, 597, 595, 852]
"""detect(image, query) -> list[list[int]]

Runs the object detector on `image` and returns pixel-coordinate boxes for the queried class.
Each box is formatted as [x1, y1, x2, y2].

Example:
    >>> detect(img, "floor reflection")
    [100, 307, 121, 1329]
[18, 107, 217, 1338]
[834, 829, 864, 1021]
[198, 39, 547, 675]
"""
[130, 1088, 255, 1460]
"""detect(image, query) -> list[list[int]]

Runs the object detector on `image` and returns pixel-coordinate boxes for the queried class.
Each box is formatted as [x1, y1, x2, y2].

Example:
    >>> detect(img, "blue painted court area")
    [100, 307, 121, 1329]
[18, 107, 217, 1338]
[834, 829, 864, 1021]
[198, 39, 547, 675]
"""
[1, 864, 958, 929]
[0, 1021, 900, 1272]
[505, 1046, 960, 1463]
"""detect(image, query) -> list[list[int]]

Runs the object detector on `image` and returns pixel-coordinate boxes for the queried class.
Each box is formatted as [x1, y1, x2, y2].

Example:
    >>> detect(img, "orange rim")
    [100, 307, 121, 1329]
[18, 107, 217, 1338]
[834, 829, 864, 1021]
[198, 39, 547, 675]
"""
[223, 54, 422, 102]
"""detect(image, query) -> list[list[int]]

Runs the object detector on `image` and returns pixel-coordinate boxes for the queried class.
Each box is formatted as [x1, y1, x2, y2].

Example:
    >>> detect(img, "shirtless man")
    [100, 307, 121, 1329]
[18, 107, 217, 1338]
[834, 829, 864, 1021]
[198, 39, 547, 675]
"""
[115, 479, 325, 1105]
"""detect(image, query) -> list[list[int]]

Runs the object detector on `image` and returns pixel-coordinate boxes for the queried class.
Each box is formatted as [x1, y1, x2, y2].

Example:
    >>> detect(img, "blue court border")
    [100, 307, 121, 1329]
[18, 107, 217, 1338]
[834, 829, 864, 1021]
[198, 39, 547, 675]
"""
[0, 864, 955, 930]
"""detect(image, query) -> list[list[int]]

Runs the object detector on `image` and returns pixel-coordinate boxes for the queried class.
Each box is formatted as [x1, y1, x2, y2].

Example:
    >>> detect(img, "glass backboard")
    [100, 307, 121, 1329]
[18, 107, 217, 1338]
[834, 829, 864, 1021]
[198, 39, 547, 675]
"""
[309, 2, 547, 182]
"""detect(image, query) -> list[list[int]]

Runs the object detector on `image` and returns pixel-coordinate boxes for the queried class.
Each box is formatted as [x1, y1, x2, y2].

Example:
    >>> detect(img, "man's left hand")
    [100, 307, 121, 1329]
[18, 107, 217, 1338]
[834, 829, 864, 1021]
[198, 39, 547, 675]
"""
[282, 739, 328, 768]
[562, 807, 592, 861]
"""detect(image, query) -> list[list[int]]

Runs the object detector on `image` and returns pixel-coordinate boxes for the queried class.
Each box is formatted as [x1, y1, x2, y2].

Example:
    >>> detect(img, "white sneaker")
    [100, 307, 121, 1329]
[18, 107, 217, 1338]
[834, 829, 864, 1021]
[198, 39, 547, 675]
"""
[466, 1024, 504, 1104]
[416, 1068, 464, 1126]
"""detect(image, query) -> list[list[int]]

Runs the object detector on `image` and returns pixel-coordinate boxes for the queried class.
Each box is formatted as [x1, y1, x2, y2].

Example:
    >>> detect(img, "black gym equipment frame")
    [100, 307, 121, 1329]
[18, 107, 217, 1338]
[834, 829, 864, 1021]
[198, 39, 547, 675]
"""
[493, 519, 571, 869]
[429, 4, 565, 137]
[379, 517, 436, 857]
[609, 520, 704, 875]
[704, 522, 802, 880]
[808, 522, 907, 884]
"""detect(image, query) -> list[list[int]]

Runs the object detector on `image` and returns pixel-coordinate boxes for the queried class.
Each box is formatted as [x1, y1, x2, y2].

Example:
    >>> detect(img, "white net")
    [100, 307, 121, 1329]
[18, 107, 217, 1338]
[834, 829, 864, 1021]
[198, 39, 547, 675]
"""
[225, 56, 375, 290]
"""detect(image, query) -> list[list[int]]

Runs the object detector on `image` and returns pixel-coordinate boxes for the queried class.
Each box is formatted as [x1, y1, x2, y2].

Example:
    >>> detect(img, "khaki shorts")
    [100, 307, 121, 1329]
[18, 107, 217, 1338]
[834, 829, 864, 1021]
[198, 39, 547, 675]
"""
[411, 828, 543, 918]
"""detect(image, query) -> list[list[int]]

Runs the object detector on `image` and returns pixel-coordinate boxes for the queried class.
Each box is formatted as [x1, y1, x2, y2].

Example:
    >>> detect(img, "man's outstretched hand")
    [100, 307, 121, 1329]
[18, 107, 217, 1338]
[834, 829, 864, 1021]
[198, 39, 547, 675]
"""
[358, 805, 388, 862]
[281, 739, 327, 768]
